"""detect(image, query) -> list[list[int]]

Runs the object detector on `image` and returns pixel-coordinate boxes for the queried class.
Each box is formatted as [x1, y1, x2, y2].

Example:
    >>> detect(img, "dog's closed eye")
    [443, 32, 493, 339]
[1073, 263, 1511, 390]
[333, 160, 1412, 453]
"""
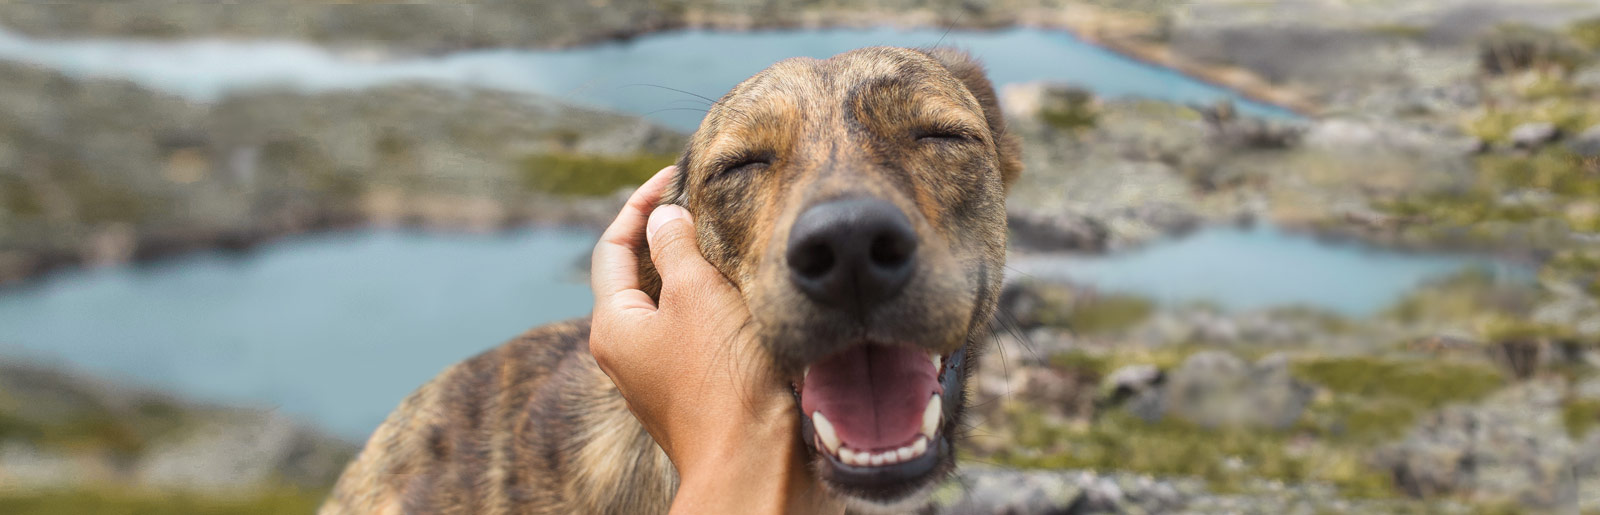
[711, 151, 773, 181]
[912, 125, 979, 144]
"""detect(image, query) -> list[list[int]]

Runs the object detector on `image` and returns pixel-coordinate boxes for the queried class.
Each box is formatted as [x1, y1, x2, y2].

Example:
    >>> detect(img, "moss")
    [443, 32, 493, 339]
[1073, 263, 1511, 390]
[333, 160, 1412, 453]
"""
[1038, 88, 1098, 132]
[1368, 24, 1428, 40]
[1564, 398, 1600, 438]
[0, 487, 326, 515]
[988, 407, 1397, 498]
[1478, 24, 1589, 75]
[1048, 350, 1113, 376]
[1, 175, 44, 218]
[519, 152, 678, 197]
[1061, 294, 1154, 335]
[1570, 17, 1600, 51]
[1292, 356, 1505, 408]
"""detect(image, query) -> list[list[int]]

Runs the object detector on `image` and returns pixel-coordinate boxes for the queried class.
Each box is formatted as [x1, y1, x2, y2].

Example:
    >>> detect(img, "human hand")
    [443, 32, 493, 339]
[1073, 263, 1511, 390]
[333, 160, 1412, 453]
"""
[588, 166, 840, 515]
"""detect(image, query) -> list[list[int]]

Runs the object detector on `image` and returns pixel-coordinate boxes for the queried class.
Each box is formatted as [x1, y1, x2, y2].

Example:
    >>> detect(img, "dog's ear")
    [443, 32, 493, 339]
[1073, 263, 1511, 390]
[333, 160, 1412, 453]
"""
[921, 47, 1023, 190]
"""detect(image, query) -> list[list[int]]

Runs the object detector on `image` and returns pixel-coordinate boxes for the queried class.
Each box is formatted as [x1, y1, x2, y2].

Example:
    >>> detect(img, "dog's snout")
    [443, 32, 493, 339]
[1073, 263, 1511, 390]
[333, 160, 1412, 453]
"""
[786, 198, 917, 312]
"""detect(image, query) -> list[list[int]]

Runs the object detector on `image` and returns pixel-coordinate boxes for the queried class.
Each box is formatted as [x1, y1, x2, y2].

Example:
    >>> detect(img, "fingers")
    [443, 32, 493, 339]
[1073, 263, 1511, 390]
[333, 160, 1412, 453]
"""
[592, 166, 678, 306]
[646, 205, 739, 311]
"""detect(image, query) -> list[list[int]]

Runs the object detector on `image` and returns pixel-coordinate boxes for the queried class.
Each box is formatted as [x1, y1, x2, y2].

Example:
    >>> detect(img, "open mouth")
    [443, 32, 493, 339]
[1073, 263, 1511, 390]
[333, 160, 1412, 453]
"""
[795, 342, 956, 498]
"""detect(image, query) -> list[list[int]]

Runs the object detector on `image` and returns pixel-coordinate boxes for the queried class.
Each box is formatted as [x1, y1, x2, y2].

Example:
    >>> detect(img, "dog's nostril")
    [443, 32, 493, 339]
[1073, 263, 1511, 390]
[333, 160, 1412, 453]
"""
[869, 231, 915, 269]
[791, 241, 836, 279]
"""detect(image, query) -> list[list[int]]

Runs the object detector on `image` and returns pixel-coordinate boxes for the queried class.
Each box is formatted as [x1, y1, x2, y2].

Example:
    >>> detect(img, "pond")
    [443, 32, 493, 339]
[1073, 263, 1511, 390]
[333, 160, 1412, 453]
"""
[1009, 224, 1524, 317]
[0, 226, 1511, 439]
[0, 26, 1299, 130]
[0, 230, 597, 439]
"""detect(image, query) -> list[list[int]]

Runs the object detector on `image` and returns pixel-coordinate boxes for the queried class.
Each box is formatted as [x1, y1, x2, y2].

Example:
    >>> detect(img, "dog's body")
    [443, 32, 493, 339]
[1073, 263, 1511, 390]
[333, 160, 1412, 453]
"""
[324, 46, 1020, 514]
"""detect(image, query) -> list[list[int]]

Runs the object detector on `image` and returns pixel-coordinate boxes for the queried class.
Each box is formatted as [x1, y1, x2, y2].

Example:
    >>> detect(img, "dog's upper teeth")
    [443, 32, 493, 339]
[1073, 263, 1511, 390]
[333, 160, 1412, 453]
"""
[931, 353, 941, 372]
[922, 393, 942, 439]
[811, 412, 840, 454]
[802, 366, 810, 382]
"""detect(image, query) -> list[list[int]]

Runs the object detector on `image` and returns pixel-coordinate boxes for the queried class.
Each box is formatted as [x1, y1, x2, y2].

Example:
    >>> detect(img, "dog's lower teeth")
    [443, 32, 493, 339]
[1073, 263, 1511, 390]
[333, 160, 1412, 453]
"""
[832, 435, 933, 468]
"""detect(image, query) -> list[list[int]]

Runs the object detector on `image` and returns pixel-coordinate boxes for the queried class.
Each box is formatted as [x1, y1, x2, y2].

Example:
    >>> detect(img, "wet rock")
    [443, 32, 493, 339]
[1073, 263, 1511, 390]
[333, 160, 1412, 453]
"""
[1508, 122, 1559, 149]
[1158, 351, 1313, 429]
[1568, 124, 1600, 158]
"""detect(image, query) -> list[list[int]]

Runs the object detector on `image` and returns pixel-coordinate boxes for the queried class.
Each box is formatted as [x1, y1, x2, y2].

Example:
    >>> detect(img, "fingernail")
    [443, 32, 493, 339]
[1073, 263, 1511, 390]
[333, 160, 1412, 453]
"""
[647, 205, 689, 245]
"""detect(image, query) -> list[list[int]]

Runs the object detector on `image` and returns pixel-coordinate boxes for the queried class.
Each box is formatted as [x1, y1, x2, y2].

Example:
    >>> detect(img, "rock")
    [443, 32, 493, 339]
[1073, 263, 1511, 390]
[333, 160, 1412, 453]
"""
[1007, 209, 1109, 253]
[137, 410, 354, 492]
[1567, 124, 1600, 158]
[1105, 364, 1164, 399]
[1158, 351, 1313, 429]
[1375, 378, 1596, 508]
[1509, 121, 1560, 149]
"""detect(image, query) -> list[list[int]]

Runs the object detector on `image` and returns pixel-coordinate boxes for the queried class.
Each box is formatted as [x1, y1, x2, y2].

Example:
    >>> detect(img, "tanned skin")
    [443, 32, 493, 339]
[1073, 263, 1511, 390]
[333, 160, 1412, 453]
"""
[321, 47, 1022, 514]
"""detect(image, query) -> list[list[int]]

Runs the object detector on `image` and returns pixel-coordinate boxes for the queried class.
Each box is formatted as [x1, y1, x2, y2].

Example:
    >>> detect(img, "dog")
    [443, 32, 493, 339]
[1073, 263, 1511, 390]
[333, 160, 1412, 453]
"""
[321, 46, 1022, 514]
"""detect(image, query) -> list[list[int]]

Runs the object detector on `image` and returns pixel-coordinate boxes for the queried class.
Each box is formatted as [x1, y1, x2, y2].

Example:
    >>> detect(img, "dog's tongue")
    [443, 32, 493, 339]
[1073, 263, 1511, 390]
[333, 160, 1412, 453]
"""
[801, 344, 940, 451]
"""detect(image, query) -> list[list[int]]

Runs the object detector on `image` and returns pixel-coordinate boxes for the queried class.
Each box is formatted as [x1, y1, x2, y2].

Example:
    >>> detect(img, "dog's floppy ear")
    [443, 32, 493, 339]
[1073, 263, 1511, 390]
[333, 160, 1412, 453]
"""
[920, 47, 1023, 190]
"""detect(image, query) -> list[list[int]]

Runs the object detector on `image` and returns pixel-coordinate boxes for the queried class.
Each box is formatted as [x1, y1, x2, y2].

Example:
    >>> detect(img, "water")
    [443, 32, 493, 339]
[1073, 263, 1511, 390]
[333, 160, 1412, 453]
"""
[0, 229, 597, 439]
[1009, 224, 1519, 317]
[0, 27, 1299, 130]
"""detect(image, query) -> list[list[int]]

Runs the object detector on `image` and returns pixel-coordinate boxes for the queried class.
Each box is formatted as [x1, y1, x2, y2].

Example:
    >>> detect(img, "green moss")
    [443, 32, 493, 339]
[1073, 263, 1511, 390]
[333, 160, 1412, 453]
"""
[1038, 88, 1098, 132]
[1569, 17, 1600, 51]
[1, 175, 43, 218]
[989, 407, 1397, 498]
[1564, 398, 1600, 438]
[1368, 24, 1428, 40]
[1292, 356, 1505, 408]
[1062, 294, 1154, 335]
[0, 487, 326, 515]
[1048, 350, 1113, 376]
[1478, 24, 1589, 75]
[519, 152, 678, 197]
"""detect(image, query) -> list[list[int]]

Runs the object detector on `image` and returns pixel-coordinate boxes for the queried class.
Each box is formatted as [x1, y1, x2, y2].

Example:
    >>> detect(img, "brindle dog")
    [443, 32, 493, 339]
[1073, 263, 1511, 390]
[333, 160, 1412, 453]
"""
[321, 46, 1021, 514]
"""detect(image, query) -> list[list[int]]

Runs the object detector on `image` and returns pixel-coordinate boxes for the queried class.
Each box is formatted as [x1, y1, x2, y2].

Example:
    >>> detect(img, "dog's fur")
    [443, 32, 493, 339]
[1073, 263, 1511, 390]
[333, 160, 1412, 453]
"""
[321, 47, 1020, 514]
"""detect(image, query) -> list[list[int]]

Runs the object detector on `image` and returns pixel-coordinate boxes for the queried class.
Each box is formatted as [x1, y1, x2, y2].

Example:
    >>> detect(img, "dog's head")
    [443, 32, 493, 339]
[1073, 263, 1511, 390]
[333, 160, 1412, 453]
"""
[657, 46, 1020, 509]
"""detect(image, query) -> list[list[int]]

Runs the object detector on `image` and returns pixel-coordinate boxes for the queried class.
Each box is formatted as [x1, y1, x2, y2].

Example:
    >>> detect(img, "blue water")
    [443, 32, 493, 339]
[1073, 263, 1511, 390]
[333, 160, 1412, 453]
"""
[1009, 225, 1521, 317]
[0, 230, 597, 439]
[0, 27, 1298, 130]
[0, 225, 1509, 439]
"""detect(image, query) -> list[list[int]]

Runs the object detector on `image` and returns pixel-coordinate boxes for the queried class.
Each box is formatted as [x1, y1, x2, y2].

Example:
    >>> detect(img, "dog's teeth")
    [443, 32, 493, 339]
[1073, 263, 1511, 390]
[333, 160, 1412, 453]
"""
[839, 447, 858, 465]
[931, 353, 941, 372]
[811, 412, 840, 454]
[881, 450, 900, 464]
[896, 444, 914, 461]
[912, 435, 929, 456]
[922, 394, 941, 438]
[802, 366, 810, 382]
[869, 453, 886, 466]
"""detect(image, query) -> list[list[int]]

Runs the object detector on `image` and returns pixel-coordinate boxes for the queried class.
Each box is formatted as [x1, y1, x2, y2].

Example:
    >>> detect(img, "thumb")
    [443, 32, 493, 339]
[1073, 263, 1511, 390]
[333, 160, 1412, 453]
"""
[646, 205, 731, 301]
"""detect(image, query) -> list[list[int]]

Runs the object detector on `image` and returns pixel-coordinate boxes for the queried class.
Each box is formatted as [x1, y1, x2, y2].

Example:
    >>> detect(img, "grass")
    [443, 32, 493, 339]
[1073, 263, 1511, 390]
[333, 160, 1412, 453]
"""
[1464, 100, 1600, 145]
[519, 152, 678, 197]
[0, 487, 326, 515]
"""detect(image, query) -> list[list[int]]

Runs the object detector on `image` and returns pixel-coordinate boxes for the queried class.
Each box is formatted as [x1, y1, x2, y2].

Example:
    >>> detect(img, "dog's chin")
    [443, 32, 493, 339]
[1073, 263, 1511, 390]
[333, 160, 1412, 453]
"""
[793, 341, 967, 511]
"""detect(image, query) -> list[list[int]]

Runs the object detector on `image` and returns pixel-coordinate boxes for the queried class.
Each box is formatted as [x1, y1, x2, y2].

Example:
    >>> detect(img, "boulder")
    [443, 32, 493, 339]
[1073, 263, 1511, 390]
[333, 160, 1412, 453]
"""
[1567, 124, 1600, 158]
[1159, 351, 1313, 429]
[1007, 209, 1109, 253]
[1509, 122, 1560, 149]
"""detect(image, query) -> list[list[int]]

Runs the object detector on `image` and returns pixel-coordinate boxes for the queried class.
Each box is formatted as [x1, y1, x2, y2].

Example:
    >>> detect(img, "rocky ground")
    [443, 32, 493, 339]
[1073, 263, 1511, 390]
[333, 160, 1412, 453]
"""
[0, 60, 684, 287]
[4, 1, 1600, 514]
[0, 358, 355, 513]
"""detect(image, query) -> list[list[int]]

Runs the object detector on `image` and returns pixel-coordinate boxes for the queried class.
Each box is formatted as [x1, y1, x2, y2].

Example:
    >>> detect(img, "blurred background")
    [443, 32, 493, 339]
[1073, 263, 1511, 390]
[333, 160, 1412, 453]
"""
[0, 1, 1598, 513]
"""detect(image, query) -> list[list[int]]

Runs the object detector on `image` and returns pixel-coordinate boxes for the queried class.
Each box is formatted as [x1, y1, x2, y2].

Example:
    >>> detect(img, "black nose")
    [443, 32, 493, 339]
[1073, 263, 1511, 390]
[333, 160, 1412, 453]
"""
[786, 198, 917, 313]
